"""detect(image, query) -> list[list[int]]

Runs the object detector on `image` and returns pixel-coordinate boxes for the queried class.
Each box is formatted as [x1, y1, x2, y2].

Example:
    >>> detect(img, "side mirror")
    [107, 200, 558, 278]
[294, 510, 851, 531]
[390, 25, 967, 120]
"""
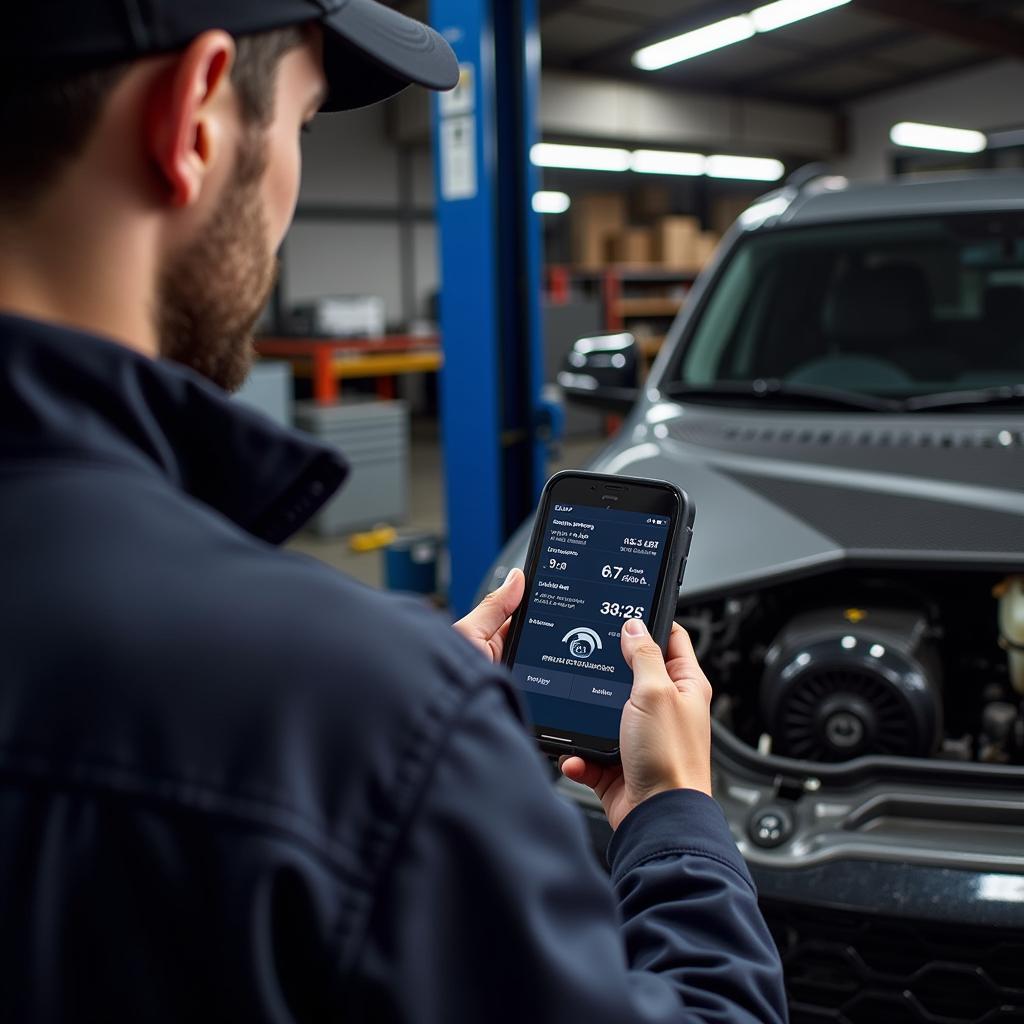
[556, 333, 640, 413]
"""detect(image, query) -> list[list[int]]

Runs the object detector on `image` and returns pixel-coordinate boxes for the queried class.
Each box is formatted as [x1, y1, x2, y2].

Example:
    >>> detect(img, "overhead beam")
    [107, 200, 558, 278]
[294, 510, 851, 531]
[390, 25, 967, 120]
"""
[536, 58, 839, 110]
[577, 4, 657, 27]
[730, 27, 916, 90]
[539, 0, 585, 21]
[854, 0, 1024, 59]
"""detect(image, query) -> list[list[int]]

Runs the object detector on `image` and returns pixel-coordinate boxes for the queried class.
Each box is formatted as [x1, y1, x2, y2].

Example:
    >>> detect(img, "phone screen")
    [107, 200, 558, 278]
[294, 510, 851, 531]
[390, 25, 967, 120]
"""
[506, 477, 678, 746]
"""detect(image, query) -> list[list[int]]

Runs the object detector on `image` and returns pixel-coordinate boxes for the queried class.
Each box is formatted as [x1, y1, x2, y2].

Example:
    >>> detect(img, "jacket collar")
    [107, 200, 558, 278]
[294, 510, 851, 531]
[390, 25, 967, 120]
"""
[0, 312, 348, 544]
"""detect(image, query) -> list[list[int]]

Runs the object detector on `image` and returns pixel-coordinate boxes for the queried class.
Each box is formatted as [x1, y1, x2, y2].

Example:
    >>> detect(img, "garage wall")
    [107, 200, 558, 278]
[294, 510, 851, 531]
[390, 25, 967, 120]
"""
[286, 69, 842, 328]
[288, 62, 1024, 322]
[540, 71, 839, 157]
[281, 103, 438, 326]
[839, 59, 1024, 181]
[298, 104, 401, 206]
[284, 220, 404, 319]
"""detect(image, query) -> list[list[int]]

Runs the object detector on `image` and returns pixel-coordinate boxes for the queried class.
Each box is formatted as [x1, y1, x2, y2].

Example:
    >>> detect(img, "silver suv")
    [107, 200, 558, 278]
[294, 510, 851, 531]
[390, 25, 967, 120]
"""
[484, 171, 1024, 1024]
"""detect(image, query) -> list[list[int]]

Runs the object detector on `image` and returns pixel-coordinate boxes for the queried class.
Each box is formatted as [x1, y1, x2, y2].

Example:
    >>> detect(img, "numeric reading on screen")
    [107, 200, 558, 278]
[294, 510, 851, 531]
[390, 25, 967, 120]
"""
[509, 499, 671, 723]
[599, 602, 644, 618]
[602, 565, 647, 585]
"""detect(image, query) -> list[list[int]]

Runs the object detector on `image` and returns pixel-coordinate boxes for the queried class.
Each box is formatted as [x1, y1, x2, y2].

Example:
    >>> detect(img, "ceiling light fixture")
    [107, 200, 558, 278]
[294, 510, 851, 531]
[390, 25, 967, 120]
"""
[633, 0, 851, 71]
[889, 121, 987, 154]
[533, 145, 784, 181]
[530, 142, 631, 171]
[532, 191, 571, 214]
[633, 16, 754, 71]
[749, 0, 851, 33]
[706, 155, 785, 181]
[631, 149, 707, 176]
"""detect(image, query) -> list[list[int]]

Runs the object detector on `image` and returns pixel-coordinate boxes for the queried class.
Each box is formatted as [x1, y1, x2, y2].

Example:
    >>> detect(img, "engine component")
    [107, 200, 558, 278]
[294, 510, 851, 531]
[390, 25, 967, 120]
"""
[761, 608, 941, 761]
[748, 805, 794, 848]
[979, 700, 1024, 763]
[997, 576, 1024, 695]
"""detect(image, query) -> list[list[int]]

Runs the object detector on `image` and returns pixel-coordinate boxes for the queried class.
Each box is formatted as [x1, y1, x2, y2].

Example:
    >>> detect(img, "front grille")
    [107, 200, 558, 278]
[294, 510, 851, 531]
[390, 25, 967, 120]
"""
[762, 902, 1024, 1023]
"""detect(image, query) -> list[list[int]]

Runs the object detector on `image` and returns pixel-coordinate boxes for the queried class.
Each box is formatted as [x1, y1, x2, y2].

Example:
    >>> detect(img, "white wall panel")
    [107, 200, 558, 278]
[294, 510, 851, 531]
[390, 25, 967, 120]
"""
[284, 222, 403, 328]
[300, 106, 400, 205]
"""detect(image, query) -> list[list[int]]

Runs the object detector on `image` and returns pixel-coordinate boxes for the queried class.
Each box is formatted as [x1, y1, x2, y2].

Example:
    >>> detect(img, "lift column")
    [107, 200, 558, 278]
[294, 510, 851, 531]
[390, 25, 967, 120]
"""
[430, 0, 545, 616]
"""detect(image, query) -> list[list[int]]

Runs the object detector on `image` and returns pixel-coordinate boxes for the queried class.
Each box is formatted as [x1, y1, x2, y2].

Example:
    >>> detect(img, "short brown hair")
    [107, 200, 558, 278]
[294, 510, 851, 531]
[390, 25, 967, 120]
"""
[0, 26, 305, 213]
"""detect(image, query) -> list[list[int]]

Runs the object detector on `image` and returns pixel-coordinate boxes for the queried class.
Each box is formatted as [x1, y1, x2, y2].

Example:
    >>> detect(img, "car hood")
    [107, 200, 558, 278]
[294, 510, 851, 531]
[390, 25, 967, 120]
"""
[486, 402, 1024, 603]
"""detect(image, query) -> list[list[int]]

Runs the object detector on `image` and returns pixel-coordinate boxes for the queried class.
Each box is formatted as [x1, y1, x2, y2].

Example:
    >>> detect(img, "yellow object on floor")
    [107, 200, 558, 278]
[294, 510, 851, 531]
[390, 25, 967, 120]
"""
[349, 525, 398, 553]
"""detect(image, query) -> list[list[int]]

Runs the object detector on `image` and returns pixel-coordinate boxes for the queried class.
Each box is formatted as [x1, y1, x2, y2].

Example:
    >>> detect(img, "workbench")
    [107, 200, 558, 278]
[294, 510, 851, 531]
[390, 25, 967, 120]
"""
[254, 335, 442, 405]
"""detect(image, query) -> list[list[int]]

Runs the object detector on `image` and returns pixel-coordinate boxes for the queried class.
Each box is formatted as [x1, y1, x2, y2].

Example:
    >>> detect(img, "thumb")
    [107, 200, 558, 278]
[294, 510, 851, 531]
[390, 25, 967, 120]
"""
[456, 568, 525, 639]
[620, 618, 668, 692]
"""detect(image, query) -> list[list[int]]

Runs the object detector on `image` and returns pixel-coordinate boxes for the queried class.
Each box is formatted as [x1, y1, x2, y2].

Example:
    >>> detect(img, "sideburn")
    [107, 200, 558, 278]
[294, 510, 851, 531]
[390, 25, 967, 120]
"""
[156, 130, 279, 393]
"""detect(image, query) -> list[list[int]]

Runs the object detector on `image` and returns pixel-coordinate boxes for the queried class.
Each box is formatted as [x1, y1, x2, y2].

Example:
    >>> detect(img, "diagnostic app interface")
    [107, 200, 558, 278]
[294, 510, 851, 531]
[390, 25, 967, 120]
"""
[511, 501, 671, 732]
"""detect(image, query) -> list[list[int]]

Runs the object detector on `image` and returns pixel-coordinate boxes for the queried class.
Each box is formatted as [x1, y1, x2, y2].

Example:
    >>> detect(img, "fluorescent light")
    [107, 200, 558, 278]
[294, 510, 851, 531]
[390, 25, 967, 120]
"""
[532, 191, 570, 214]
[530, 142, 630, 171]
[750, 0, 850, 33]
[530, 143, 786, 183]
[634, 0, 851, 70]
[633, 16, 754, 71]
[631, 150, 707, 176]
[706, 155, 785, 181]
[889, 121, 986, 153]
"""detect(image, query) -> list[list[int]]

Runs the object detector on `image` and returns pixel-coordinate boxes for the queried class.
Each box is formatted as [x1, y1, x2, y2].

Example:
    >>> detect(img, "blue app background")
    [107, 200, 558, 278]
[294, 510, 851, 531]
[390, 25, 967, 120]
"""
[511, 502, 671, 740]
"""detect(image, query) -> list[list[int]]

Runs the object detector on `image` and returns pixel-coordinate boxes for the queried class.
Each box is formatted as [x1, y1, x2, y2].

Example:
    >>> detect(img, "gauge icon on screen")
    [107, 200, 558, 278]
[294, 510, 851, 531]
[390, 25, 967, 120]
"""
[562, 627, 602, 659]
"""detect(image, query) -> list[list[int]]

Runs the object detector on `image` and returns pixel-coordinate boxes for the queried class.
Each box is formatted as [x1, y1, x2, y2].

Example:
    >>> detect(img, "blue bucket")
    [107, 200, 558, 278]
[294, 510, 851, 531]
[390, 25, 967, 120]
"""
[385, 533, 440, 595]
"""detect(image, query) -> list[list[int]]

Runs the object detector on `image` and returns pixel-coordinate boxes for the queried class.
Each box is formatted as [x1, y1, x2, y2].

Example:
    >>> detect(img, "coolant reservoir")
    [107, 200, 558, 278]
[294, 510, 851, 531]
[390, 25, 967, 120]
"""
[998, 577, 1024, 695]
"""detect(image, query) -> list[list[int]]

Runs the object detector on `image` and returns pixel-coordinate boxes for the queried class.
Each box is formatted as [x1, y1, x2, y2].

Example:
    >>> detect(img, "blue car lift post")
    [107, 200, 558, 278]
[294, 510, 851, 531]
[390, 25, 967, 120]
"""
[430, 0, 546, 616]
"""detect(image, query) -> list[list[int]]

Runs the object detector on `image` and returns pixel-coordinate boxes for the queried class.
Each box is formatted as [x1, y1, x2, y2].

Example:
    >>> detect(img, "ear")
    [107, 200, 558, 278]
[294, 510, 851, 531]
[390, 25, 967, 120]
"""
[147, 30, 237, 208]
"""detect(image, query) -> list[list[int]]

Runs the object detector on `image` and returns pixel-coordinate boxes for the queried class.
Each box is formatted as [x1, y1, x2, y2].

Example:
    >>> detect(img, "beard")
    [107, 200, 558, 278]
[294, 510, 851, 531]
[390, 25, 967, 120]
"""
[156, 130, 278, 393]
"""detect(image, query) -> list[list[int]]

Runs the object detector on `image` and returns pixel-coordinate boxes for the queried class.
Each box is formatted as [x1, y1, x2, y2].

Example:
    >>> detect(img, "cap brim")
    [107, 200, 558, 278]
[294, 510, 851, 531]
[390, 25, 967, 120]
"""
[319, 0, 458, 112]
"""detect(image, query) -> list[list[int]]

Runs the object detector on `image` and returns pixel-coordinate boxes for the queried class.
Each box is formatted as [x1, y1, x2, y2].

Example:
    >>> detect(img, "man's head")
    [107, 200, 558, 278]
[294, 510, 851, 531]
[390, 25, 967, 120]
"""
[154, 29, 310, 391]
[0, 2, 456, 391]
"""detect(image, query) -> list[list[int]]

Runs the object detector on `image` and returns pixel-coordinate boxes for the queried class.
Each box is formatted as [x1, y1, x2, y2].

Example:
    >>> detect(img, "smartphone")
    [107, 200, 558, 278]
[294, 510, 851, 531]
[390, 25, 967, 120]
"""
[503, 471, 694, 761]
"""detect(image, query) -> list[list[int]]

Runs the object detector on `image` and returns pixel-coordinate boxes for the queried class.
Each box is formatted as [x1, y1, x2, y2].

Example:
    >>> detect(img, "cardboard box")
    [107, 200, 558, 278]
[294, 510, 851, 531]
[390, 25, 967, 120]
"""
[572, 193, 627, 269]
[696, 231, 721, 267]
[654, 215, 700, 268]
[608, 227, 654, 265]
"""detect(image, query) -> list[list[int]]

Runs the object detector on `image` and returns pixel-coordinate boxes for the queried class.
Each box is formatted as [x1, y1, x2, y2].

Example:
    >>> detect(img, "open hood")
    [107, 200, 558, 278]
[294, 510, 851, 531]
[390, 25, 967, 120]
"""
[489, 403, 1024, 603]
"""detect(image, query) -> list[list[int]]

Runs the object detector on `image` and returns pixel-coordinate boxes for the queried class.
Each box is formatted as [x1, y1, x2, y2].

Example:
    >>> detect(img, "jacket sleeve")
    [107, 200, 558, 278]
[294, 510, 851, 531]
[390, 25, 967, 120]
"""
[345, 681, 788, 1024]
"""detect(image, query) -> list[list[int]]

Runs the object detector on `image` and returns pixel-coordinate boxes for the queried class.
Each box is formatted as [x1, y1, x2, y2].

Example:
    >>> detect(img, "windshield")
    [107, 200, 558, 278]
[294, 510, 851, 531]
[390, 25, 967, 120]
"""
[676, 213, 1024, 402]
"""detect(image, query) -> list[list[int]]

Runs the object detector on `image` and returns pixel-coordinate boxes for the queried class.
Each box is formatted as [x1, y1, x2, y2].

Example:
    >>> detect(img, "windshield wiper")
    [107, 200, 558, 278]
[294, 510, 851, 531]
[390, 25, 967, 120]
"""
[903, 384, 1024, 412]
[662, 379, 900, 413]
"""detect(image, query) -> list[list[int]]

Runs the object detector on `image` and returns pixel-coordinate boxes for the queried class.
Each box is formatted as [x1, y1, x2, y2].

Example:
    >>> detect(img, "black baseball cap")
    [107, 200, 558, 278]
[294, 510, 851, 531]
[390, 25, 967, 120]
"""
[5, 0, 459, 111]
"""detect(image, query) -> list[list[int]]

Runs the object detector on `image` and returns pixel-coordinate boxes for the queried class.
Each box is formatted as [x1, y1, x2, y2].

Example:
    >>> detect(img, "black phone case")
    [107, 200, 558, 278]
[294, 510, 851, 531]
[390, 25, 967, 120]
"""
[503, 470, 696, 763]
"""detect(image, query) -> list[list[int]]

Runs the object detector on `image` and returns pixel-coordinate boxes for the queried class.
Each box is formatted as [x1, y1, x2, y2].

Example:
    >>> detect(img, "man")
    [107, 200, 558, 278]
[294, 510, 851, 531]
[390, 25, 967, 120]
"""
[0, 3, 787, 1022]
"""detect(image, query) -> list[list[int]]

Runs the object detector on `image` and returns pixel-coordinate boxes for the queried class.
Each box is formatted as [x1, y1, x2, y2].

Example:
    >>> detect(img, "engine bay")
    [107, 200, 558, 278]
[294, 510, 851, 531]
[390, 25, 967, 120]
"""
[681, 570, 1024, 766]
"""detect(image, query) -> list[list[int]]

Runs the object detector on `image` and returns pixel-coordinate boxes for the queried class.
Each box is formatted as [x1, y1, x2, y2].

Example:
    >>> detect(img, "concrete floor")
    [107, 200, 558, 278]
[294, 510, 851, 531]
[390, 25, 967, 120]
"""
[287, 420, 606, 594]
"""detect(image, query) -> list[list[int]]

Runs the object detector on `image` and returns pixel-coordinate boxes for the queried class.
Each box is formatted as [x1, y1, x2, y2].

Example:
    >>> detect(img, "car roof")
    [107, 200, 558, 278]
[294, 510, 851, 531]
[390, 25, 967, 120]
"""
[747, 171, 1024, 232]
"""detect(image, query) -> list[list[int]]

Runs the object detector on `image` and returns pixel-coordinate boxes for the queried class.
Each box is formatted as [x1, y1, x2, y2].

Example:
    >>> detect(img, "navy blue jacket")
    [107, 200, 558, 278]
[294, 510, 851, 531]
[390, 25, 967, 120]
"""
[0, 313, 787, 1023]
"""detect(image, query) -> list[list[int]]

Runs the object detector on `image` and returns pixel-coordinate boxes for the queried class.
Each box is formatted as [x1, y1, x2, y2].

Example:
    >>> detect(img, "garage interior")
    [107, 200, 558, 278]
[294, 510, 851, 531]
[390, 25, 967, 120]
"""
[256, 0, 1024, 586]
[235, 3, 1024, 1021]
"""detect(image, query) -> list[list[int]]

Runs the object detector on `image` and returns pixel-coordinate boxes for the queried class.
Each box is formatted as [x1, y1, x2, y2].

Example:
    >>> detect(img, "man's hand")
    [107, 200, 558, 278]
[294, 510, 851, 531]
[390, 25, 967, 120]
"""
[561, 620, 713, 830]
[452, 569, 525, 664]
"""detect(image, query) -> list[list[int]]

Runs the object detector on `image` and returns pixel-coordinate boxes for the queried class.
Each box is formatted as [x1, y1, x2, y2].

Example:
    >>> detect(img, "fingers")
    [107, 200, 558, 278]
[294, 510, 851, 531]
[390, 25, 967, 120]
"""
[620, 617, 670, 690]
[454, 568, 525, 641]
[559, 755, 606, 791]
[665, 621, 695, 664]
[486, 619, 513, 663]
[664, 622, 713, 701]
